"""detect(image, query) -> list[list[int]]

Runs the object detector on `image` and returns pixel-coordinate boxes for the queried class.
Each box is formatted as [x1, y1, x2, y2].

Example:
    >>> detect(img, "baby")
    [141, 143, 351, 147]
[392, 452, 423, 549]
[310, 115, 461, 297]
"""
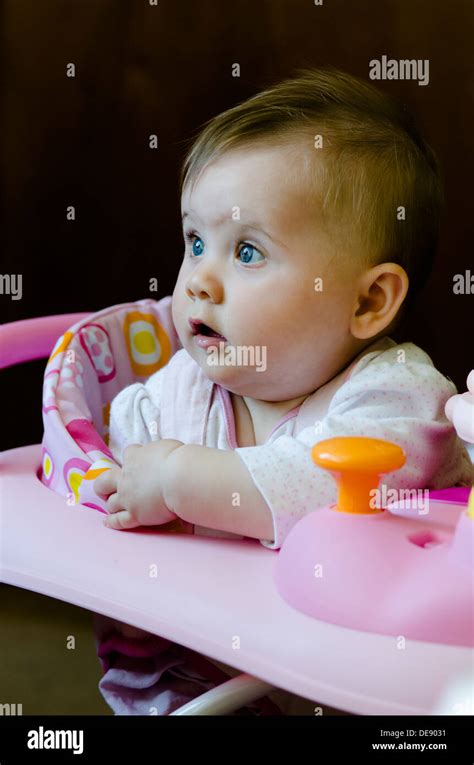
[93, 67, 472, 714]
[95, 67, 471, 540]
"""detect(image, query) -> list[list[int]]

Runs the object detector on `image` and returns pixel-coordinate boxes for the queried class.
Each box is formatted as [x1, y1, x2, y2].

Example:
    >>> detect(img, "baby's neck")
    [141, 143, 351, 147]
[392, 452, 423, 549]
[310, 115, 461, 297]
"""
[230, 391, 308, 447]
[229, 337, 382, 446]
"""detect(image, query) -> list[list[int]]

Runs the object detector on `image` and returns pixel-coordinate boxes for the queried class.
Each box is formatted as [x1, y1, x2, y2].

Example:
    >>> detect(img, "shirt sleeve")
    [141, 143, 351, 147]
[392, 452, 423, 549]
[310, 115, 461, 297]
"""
[108, 368, 164, 465]
[235, 346, 473, 550]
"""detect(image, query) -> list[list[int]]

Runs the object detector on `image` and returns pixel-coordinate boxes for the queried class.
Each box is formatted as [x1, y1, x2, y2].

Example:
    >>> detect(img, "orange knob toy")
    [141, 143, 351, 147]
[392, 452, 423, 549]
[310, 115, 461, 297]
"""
[311, 437, 406, 515]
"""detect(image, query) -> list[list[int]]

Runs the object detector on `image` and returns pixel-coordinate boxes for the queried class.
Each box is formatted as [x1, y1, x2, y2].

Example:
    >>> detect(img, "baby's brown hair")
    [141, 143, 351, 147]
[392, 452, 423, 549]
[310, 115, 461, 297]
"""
[180, 67, 443, 316]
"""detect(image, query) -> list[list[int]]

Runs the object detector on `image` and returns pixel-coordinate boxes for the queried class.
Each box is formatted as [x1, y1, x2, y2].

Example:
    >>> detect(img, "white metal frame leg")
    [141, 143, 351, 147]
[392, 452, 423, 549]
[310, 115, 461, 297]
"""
[170, 673, 276, 716]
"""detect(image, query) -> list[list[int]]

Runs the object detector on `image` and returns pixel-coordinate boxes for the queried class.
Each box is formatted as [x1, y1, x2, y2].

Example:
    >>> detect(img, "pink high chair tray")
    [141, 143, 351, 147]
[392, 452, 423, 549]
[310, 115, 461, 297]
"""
[2, 443, 472, 716]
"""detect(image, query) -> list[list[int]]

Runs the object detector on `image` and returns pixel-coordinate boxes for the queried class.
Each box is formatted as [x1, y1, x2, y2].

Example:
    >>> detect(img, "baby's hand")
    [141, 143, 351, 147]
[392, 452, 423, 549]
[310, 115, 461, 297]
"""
[94, 439, 184, 530]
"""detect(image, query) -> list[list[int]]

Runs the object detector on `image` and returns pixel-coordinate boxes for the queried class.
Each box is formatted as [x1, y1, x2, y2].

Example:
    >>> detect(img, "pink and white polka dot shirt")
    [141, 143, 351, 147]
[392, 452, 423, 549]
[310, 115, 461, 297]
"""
[108, 336, 473, 550]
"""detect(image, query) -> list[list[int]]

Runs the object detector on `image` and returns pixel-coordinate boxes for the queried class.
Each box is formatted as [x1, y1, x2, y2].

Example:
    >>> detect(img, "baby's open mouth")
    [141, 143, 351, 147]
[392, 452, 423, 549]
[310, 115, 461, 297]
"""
[189, 318, 227, 341]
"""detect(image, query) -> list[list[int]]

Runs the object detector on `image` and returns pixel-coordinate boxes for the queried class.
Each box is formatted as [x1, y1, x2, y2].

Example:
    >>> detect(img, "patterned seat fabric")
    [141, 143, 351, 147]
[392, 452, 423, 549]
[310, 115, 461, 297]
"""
[40, 297, 180, 512]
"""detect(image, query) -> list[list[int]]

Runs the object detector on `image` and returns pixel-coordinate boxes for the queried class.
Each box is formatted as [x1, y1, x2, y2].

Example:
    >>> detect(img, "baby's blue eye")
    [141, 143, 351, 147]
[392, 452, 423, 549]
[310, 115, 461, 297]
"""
[191, 237, 204, 257]
[237, 243, 265, 265]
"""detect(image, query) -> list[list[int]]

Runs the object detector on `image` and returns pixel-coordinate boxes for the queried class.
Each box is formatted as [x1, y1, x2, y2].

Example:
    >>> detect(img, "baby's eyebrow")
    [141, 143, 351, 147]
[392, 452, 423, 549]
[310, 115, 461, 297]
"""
[181, 211, 283, 247]
[239, 222, 277, 243]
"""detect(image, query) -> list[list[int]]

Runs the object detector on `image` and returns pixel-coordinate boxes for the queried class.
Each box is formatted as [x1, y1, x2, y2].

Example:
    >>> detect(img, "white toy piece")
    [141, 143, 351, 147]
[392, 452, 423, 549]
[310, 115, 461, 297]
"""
[433, 673, 474, 715]
[445, 369, 474, 444]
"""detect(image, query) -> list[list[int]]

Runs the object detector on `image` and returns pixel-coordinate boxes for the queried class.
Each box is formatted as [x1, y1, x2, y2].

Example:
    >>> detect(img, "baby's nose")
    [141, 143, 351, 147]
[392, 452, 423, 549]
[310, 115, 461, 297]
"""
[185, 267, 223, 303]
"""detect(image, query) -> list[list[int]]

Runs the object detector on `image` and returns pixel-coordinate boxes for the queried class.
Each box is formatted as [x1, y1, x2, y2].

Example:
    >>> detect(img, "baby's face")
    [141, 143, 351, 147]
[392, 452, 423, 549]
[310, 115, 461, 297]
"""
[172, 142, 362, 400]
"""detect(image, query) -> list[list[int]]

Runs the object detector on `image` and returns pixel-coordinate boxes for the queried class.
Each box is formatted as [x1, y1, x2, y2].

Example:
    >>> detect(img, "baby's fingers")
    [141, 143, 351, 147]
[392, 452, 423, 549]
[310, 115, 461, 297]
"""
[103, 510, 139, 530]
[105, 492, 122, 514]
[94, 466, 120, 497]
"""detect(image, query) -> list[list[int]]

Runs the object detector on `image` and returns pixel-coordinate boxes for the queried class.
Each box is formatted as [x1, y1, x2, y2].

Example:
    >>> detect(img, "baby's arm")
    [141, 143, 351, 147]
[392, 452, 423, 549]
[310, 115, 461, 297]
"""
[165, 345, 473, 549]
[163, 445, 275, 542]
[104, 363, 273, 537]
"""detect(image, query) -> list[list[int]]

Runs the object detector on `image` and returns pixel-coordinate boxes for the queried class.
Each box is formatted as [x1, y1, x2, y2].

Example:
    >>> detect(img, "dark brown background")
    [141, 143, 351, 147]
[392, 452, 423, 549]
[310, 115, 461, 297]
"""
[2, 0, 473, 450]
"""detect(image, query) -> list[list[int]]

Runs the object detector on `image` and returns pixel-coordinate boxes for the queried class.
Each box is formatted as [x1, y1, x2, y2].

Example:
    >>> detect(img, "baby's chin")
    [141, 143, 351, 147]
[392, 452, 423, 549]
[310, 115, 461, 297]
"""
[186, 342, 266, 391]
[199, 353, 251, 386]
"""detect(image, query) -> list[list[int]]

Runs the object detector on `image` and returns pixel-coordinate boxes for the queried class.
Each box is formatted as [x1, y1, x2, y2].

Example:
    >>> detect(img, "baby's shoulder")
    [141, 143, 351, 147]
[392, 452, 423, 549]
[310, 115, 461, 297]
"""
[348, 337, 455, 394]
[355, 338, 432, 371]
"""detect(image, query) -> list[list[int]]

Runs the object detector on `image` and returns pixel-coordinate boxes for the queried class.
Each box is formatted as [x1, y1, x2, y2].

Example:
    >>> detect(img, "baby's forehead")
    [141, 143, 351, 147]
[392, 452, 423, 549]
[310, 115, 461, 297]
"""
[181, 141, 323, 228]
[184, 138, 315, 188]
